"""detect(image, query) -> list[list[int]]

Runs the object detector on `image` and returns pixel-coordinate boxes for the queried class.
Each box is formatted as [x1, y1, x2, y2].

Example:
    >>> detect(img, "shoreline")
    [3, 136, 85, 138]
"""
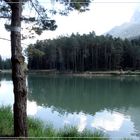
[1, 69, 140, 76]
[25, 70, 140, 76]
[0, 70, 12, 73]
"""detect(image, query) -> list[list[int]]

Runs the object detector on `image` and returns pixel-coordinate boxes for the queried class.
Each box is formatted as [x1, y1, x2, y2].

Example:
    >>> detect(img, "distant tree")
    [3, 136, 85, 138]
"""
[0, 56, 11, 69]
[2, 58, 11, 69]
[26, 33, 140, 72]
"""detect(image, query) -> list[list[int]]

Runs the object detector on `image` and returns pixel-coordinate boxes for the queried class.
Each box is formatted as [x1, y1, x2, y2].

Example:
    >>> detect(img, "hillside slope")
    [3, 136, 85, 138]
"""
[106, 10, 140, 39]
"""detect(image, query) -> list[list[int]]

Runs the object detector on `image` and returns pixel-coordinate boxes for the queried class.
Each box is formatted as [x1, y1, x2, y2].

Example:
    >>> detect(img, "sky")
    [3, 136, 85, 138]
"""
[0, 0, 139, 58]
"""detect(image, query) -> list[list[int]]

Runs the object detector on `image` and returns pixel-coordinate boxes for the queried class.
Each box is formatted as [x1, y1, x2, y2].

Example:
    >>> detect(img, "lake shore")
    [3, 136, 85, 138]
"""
[1, 69, 140, 76]
[28, 70, 140, 76]
[0, 69, 12, 73]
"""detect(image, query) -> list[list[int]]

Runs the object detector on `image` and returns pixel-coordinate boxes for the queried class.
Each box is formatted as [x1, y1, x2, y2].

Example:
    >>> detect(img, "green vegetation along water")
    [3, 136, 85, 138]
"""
[0, 73, 140, 139]
[0, 106, 108, 139]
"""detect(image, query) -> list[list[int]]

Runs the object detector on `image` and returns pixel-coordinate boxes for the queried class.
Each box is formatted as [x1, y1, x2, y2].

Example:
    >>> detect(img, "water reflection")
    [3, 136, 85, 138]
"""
[0, 80, 13, 106]
[0, 74, 140, 138]
[28, 75, 140, 114]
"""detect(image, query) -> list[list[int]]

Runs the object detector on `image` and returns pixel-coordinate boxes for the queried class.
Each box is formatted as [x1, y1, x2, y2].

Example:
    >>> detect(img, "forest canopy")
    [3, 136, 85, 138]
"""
[26, 32, 140, 71]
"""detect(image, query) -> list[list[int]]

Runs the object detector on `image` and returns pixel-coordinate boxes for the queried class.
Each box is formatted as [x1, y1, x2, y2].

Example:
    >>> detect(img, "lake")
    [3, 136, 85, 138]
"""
[0, 73, 140, 139]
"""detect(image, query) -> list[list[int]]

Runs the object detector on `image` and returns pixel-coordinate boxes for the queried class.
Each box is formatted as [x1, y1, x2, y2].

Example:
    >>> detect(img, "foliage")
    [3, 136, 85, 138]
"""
[0, 0, 91, 38]
[57, 126, 108, 140]
[26, 33, 140, 71]
[0, 106, 13, 136]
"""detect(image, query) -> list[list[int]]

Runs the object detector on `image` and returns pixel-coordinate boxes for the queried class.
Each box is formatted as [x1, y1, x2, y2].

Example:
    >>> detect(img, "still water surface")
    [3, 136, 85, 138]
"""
[0, 74, 140, 138]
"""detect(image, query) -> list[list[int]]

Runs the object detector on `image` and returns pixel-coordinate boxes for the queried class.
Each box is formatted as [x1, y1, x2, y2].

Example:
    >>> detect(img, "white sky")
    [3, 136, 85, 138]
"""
[0, 0, 139, 58]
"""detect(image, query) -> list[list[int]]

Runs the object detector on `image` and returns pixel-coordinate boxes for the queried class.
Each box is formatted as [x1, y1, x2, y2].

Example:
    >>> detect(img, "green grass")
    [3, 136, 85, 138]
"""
[0, 106, 13, 136]
[0, 106, 109, 139]
[57, 126, 108, 140]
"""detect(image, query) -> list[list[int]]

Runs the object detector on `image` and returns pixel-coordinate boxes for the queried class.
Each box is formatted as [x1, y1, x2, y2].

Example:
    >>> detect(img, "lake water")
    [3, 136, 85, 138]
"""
[0, 73, 140, 139]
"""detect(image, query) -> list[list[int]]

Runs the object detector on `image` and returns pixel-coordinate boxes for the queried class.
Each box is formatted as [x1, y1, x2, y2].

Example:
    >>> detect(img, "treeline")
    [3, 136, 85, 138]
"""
[26, 32, 140, 71]
[0, 56, 11, 70]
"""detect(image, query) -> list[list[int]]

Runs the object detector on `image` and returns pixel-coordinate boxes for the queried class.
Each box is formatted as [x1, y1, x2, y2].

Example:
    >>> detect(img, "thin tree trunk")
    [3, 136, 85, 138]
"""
[11, 0, 28, 137]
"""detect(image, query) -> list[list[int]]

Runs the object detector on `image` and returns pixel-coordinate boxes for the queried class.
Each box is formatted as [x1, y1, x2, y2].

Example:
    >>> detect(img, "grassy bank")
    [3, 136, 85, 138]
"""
[0, 106, 108, 139]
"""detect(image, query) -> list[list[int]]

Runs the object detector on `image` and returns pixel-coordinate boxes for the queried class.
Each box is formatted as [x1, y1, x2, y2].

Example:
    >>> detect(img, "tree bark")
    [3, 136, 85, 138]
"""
[11, 0, 28, 137]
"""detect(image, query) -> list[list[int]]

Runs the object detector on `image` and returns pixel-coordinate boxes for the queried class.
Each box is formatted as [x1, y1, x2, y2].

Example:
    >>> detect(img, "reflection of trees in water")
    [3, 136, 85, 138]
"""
[28, 75, 140, 115]
[27, 75, 140, 135]
[1, 74, 140, 134]
[0, 73, 12, 81]
[0, 73, 12, 89]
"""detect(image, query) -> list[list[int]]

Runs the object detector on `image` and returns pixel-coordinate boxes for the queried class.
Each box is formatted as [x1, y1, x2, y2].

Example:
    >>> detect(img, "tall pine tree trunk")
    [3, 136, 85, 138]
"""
[11, 0, 28, 137]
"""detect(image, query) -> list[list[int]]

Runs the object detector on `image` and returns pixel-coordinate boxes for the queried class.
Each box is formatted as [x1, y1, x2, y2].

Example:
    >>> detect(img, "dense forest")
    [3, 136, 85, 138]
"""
[26, 32, 140, 71]
[0, 56, 11, 70]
